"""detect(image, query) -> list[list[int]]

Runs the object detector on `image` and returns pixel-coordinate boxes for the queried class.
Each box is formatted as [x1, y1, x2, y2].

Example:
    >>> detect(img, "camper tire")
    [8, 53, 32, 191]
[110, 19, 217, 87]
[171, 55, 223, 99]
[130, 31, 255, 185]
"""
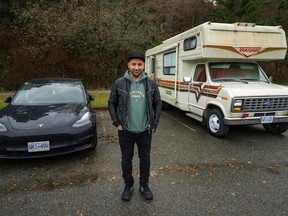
[161, 101, 172, 111]
[262, 123, 288, 134]
[207, 108, 229, 138]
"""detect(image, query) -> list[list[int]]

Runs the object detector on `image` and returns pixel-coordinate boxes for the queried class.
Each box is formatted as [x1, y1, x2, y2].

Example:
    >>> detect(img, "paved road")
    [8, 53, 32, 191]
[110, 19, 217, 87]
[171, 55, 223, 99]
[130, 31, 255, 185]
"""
[0, 109, 287, 216]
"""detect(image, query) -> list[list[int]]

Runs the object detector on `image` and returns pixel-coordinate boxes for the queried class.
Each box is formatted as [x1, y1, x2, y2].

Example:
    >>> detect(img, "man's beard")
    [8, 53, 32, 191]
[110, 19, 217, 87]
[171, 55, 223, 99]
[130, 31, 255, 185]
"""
[130, 70, 142, 78]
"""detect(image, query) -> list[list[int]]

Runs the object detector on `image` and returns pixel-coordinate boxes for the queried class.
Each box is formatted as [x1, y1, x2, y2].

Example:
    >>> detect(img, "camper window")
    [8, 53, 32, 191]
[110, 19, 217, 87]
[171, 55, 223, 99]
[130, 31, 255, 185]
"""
[163, 52, 176, 75]
[184, 36, 197, 51]
[193, 64, 206, 82]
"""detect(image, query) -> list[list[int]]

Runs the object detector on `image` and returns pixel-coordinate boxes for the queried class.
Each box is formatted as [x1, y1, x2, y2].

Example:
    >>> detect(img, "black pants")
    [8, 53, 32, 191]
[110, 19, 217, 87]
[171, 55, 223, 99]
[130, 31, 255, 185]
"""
[118, 130, 152, 187]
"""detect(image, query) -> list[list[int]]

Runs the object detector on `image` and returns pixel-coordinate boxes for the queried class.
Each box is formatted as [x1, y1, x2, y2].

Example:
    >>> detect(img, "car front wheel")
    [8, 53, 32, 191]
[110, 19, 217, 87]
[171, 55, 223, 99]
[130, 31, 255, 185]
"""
[207, 108, 229, 138]
[263, 123, 288, 134]
[91, 126, 98, 149]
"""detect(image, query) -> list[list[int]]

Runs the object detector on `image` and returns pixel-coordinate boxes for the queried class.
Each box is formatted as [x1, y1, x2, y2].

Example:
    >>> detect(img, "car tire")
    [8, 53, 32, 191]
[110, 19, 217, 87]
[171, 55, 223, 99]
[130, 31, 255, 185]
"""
[262, 123, 288, 134]
[207, 108, 229, 138]
[91, 126, 98, 149]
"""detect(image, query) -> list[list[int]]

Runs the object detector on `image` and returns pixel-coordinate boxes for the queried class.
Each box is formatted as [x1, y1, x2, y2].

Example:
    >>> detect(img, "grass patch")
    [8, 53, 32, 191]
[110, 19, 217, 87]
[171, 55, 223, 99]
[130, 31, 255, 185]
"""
[0, 95, 9, 110]
[0, 92, 109, 110]
[91, 92, 109, 109]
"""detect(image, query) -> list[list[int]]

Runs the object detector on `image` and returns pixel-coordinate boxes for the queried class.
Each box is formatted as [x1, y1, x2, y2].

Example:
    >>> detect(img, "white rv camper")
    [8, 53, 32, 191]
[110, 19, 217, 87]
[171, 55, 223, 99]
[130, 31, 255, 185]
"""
[145, 21, 288, 138]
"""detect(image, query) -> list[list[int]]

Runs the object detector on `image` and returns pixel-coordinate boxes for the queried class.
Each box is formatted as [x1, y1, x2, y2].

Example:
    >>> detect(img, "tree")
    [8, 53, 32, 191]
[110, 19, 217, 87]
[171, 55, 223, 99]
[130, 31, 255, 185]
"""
[0, 0, 16, 90]
[5, 0, 159, 89]
[209, 0, 262, 23]
[0, 0, 287, 90]
[149, 0, 212, 40]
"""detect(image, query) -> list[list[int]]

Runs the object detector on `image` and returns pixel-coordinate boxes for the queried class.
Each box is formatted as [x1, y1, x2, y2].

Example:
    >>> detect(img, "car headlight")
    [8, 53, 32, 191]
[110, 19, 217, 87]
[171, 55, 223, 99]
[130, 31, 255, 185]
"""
[72, 112, 91, 128]
[0, 123, 8, 132]
[232, 99, 243, 111]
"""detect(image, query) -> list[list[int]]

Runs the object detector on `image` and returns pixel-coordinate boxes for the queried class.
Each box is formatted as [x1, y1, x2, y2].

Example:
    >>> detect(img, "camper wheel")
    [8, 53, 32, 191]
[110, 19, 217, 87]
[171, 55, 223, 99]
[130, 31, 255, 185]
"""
[262, 123, 288, 134]
[207, 108, 229, 138]
[161, 101, 172, 111]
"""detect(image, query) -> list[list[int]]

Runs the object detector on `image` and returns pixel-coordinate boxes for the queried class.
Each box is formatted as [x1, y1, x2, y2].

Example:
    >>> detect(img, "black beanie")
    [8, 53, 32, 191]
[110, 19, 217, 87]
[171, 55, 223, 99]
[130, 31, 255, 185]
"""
[128, 50, 145, 62]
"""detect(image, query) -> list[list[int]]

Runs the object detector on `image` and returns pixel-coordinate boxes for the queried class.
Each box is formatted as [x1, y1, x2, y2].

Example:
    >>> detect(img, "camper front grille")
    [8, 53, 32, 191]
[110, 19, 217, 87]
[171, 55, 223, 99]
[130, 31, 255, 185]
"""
[243, 97, 288, 112]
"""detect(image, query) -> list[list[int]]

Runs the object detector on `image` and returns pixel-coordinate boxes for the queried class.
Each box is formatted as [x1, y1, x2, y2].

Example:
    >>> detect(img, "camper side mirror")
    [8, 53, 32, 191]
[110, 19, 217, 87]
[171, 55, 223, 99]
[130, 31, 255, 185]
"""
[183, 77, 192, 83]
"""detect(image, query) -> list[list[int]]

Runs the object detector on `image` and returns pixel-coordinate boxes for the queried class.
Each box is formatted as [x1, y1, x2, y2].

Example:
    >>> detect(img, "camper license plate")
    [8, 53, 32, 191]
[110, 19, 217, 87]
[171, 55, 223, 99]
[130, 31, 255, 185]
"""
[261, 116, 274, 124]
[28, 141, 50, 152]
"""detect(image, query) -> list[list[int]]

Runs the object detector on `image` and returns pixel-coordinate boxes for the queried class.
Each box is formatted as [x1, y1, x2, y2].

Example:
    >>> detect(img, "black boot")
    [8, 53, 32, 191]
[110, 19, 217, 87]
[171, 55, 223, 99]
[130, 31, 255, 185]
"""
[122, 185, 134, 201]
[139, 185, 153, 200]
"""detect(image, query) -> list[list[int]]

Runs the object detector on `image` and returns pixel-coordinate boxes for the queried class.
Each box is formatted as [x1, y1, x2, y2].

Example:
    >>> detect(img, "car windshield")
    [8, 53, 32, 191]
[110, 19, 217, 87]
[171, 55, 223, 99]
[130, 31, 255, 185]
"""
[209, 62, 269, 83]
[12, 82, 86, 105]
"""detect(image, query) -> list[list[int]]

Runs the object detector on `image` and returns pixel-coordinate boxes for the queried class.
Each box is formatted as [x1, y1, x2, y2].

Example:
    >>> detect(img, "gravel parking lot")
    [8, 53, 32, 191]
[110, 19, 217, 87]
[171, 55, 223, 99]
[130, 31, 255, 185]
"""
[0, 109, 287, 216]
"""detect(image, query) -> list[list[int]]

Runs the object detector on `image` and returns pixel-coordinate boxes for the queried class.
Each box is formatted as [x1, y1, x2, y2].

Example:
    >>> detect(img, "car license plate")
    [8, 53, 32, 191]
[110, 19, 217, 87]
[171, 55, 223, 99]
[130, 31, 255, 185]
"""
[261, 116, 274, 124]
[28, 141, 50, 152]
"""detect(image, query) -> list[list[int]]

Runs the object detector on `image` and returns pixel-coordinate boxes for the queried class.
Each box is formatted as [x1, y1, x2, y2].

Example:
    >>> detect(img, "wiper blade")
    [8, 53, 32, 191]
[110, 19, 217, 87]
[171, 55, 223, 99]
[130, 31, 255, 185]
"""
[240, 78, 268, 83]
[212, 78, 248, 84]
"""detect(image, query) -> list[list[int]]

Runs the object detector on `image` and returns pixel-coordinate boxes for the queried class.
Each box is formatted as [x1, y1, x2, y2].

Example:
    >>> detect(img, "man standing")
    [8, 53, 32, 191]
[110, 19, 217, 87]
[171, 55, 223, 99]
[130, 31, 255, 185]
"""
[108, 50, 162, 201]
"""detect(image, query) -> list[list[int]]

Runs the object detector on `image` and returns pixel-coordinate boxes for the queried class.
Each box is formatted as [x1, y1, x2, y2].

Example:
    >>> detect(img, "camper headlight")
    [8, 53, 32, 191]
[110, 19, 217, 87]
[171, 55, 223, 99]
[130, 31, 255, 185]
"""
[232, 99, 243, 111]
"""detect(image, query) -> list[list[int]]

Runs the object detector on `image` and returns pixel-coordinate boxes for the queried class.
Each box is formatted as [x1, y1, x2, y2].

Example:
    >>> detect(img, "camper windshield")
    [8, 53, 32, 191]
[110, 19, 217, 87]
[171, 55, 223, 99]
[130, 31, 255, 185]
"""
[209, 62, 269, 83]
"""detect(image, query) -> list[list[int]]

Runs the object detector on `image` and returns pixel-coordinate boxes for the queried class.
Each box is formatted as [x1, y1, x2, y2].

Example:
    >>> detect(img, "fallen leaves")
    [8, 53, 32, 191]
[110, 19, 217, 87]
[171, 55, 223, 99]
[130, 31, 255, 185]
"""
[75, 210, 83, 216]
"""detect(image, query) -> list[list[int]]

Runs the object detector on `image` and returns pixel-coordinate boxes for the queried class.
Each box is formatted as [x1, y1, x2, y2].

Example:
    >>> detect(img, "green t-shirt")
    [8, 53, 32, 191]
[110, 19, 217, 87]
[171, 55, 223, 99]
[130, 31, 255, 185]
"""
[124, 71, 148, 133]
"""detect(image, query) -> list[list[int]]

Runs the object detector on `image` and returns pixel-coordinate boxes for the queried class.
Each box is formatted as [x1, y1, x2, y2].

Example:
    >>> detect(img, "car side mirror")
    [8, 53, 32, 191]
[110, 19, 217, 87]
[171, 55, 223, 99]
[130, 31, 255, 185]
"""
[269, 76, 273, 82]
[5, 97, 12, 103]
[89, 95, 95, 101]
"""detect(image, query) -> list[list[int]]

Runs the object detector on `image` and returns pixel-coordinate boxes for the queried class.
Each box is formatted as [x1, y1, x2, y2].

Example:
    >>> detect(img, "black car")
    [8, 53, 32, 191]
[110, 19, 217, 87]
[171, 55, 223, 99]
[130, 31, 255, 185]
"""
[0, 78, 97, 159]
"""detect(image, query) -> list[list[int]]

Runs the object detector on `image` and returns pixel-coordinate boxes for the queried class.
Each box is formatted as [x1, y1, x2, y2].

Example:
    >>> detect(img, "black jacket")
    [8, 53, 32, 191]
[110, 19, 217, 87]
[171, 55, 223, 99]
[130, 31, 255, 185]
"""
[108, 75, 162, 131]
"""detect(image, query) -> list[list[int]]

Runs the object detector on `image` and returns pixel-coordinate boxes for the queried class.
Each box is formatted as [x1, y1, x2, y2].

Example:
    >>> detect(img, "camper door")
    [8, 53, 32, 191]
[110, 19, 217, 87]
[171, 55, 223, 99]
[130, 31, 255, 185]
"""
[188, 64, 207, 116]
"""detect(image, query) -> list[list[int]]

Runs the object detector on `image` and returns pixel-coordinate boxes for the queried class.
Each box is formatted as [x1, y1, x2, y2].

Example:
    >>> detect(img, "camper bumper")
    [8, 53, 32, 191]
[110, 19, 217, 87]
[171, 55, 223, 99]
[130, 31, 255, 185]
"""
[224, 116, 288, 125]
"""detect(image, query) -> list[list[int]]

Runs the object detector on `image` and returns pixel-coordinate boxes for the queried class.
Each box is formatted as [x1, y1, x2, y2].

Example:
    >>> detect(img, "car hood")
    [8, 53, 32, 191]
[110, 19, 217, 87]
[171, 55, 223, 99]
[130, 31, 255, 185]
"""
[5, 104, 85, 130]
